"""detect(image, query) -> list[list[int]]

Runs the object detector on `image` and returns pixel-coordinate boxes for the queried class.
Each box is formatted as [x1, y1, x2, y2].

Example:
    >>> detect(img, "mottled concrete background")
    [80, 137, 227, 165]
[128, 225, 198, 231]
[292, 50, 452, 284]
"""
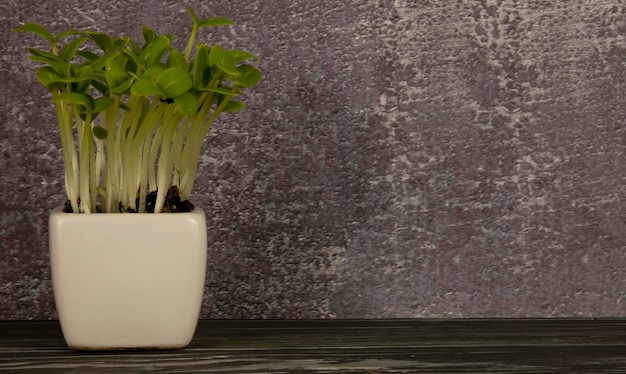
[2, 0, 626, 319]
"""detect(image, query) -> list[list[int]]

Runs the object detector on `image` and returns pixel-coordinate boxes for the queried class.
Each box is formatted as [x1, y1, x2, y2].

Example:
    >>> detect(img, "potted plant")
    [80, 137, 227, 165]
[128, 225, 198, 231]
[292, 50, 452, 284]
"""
[16, 8, 262, 350]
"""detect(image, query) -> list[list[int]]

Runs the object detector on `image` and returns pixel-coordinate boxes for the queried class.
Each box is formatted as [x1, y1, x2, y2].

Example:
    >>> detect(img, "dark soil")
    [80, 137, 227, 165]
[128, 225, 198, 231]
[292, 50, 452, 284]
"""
[145, 186, 195, 213]
[62, 186, 195, 213]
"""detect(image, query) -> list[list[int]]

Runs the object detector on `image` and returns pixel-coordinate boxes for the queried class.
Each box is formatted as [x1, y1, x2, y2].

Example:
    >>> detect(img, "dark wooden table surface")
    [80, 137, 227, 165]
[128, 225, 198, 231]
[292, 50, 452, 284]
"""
[2, 319, 626, 373]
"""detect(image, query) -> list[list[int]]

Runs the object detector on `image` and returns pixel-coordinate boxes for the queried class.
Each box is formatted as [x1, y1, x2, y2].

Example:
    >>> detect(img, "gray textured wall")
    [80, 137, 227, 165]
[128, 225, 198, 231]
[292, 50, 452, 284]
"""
[2, 0, 626, 319]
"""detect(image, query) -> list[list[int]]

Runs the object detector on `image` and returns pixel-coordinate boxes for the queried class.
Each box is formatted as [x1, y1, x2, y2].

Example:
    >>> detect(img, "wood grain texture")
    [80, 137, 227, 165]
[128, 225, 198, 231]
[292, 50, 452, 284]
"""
[2, 319, 626, 372]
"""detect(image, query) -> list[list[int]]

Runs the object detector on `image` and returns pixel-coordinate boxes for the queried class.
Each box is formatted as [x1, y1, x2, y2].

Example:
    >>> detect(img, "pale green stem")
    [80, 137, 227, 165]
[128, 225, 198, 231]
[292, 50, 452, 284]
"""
[54, 100, 79, 213]
[95, 136, 107, 206]
[88, 115, 97, 211]
[148, 122, 164, 194]
[105, 98, 121, 213]
[131, 99, 163, 207]
[134, 105, 151, 213]
[178, 93, 210, 174]
[117, 96, 143, 211]
[184, 24, 199, 60]
[137, 138, 151, 213]
[78, 110, 93, 213]
[153, 106, 180, 213]
[180, 94, 233, 199]
[170, 117, 192, 187]
[147, 104, 172, 195]
[123, 138, 138, 212]
[177, 91, 215, 198]
[94, 112, 107, 207]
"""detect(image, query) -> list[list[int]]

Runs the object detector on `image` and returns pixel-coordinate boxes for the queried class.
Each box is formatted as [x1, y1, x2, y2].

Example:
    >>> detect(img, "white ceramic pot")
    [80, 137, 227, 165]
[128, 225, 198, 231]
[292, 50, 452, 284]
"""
[48, 206, 207, 350]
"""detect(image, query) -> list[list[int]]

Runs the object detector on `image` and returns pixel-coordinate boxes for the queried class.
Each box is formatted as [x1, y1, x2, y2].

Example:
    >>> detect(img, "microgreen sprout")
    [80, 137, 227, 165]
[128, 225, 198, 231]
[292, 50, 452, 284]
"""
[16, 8, 262, 213]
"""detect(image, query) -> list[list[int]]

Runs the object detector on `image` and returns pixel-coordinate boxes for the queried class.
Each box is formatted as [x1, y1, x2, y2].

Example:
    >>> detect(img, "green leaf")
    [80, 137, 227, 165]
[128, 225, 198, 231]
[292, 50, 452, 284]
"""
[91, 79, 109, 96]
[92, 126, 108, 139]
[131, 79, 163, 96]
[111, 78, 134, 94]
[59, 35, 88, 62]
[199, 86, 238, 95]
[50, 62, 72, 77]
[71, 65, 94, 93]
[72, 81, 91, 93]
[113, 36, 130, 51]
[142, 65, 165, 80]
[87, 32, 114, 54]
[193, 44, 211, 90]
[223, 100, 245, 112]
[36, 66, 62, 84]
[198, 16, 235, 28]
[93, 97, 115, 113]
[229, 49, 258, 63]
[174, 91, 198, 117]
[209, 44, 226, 66]
[140, 35, 170, 67]
[142, 26, 157, 45]
[209, 44, 239, 76]
[130, 40, 143, 55]
[186, 7, 199, 25]
[122, 48, 142, 73]
[28, 47, 60, 64]
[54, 75, 81, 83]
[56, 29, 84, 40]
[105, 57, 128, 89]
[36, 66, 64, 91]
[76, 50, 99, 62]
[233, 64, 262, 88]
[51, 92, 93, 111]
[167, 49, 189, 71]
[15, 23, 55, 44]
[156, 67, 192, 98]
[28, 55, 58, 66]
[89, 55, 109, 72]
[76, 65, 94, 79]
